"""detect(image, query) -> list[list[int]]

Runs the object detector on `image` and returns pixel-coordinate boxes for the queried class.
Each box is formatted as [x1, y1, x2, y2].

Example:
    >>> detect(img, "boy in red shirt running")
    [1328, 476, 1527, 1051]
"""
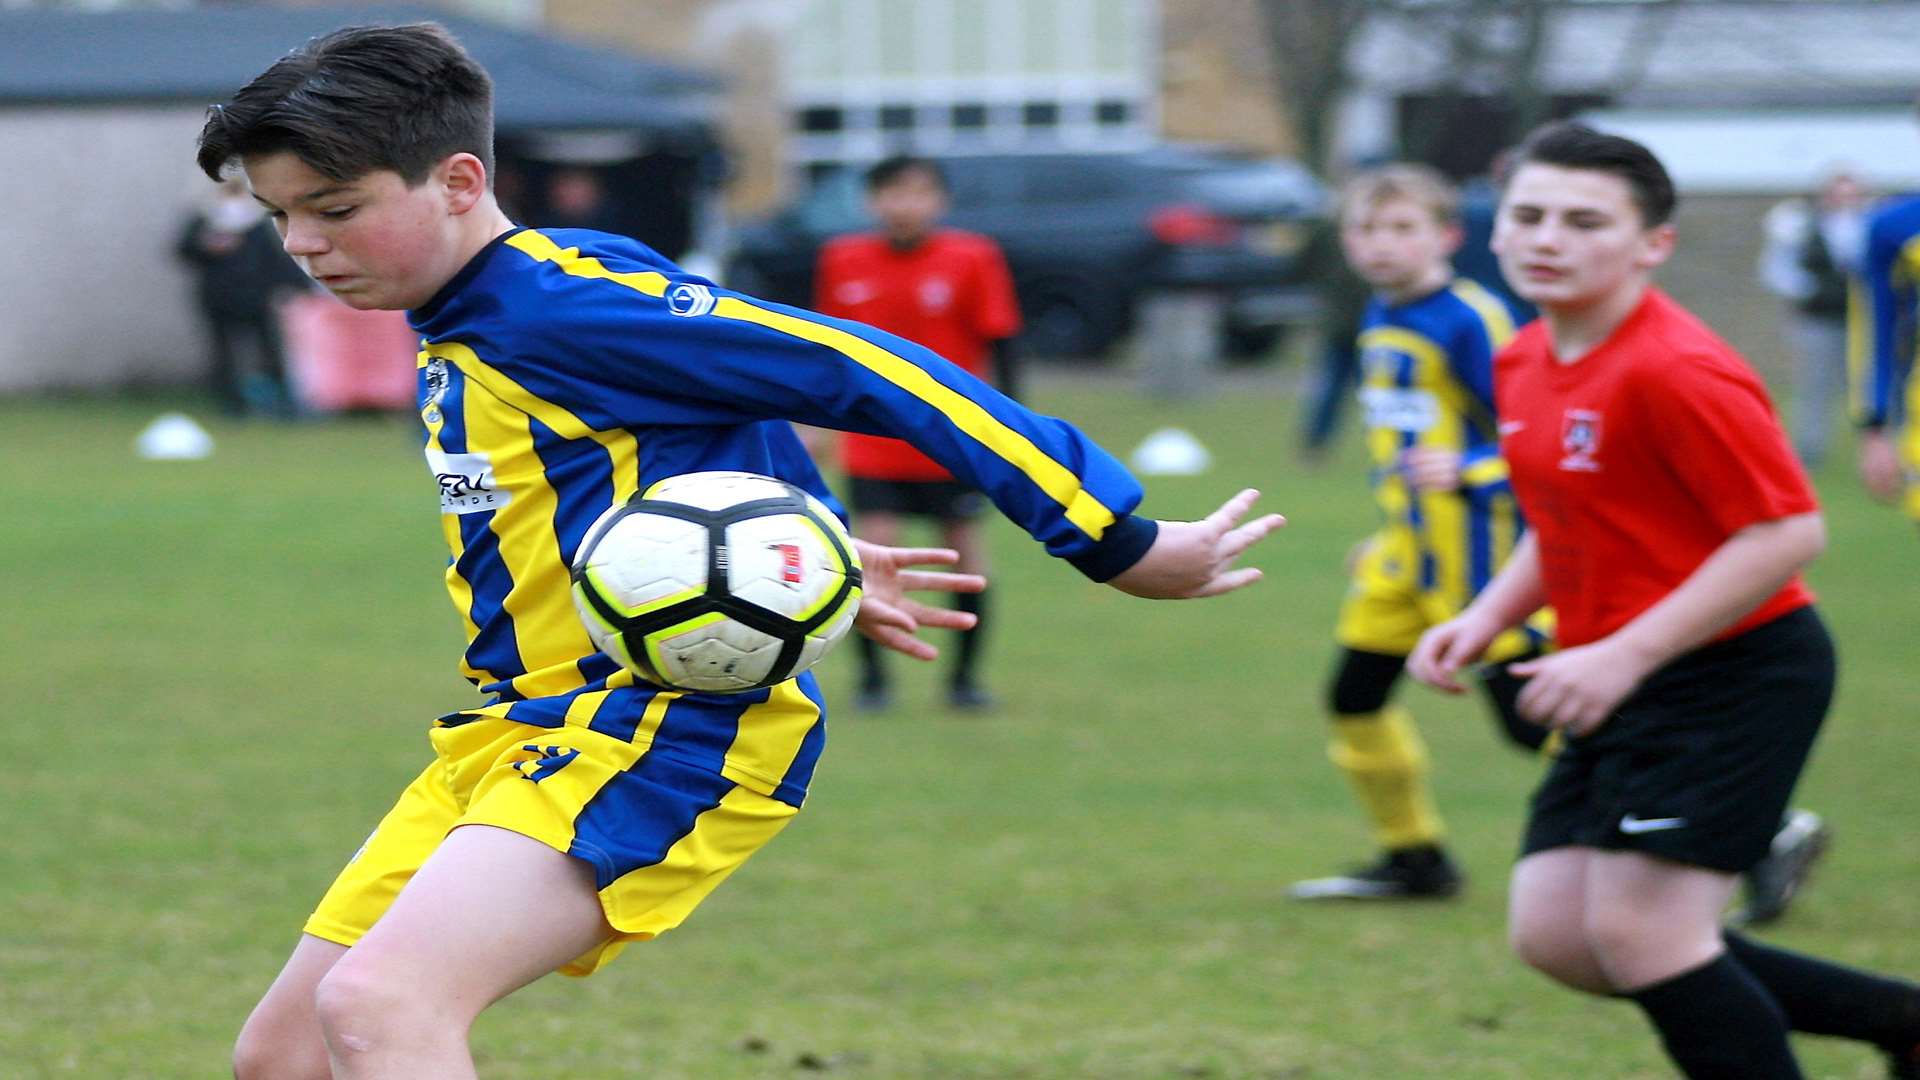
[815, 155, 1022, 711]
[1410, 122, 1920, 1079]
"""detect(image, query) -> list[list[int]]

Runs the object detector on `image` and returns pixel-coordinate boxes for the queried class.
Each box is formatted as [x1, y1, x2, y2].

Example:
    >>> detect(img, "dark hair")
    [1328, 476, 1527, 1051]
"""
[864, 154, 947, 193]
[196, 23, 494, 185]
[1509, 121, 1676, 227]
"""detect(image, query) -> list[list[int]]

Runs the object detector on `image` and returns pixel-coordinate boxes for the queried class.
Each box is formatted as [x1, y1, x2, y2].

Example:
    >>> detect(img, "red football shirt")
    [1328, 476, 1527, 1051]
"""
[1495, 288, 1818, 648]
[814, 228, 1022, 481]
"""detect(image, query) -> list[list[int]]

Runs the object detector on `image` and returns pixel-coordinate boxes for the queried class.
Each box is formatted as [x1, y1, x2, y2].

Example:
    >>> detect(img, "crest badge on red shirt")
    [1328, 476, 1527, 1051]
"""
[1559, 408, 1603, 472]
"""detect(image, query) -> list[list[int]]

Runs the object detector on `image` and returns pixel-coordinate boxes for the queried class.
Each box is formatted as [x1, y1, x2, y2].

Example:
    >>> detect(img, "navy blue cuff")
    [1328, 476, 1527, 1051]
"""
[1067, 514, 1159, 583]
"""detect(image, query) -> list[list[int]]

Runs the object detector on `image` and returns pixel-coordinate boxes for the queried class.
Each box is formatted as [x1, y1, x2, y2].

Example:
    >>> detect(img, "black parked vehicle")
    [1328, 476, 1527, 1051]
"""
[723, 146, 1329, 360]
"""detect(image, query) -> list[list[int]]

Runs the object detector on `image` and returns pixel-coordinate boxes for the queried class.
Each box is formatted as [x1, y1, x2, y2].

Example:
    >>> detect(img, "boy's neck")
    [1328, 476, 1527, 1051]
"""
[1543, 279, 1650, 364]
[1379, 263, 1454, 307]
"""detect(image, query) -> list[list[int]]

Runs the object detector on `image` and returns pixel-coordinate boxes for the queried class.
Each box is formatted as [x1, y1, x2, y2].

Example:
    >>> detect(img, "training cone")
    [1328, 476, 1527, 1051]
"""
[1129, 426, 1211, 476]
[134, 412, 215, 461]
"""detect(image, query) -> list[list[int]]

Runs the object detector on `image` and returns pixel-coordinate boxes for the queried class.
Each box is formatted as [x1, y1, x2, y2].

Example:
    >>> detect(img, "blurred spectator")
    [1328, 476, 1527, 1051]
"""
[542, 167, 622, 233]
[175, 177, 308, 416]
[1760, 170, 1870, 469]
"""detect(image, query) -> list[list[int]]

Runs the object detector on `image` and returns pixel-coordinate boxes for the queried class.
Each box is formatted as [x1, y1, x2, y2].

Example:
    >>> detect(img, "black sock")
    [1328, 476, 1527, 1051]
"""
[950, 588, 987, 690]
[1629, 953, 1802, 1079]
[1725, 931, 1920, 1048]
[858, 635, 887, 693]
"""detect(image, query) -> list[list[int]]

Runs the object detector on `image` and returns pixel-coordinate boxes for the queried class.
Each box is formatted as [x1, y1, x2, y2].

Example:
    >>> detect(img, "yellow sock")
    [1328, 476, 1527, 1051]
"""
[1328, 706, 1444, 850]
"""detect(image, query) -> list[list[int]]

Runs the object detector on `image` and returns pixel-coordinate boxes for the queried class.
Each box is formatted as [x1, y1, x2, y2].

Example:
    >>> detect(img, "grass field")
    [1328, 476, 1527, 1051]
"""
[5, 375, 1918, 1079]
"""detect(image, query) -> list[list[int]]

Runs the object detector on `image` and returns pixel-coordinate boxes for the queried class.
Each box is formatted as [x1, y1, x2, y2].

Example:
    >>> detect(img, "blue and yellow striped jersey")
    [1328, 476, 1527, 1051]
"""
[1355, 278, 1522, 595]
[406, 227, 1155, 805]
[1850, 193, 1920, 428]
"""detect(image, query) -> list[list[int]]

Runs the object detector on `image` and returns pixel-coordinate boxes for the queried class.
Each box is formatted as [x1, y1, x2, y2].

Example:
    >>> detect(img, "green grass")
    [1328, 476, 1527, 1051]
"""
[4, 380, 1917, 1078]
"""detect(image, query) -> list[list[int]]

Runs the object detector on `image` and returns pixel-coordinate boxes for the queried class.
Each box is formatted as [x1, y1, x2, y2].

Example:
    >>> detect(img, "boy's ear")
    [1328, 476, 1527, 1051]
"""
[440, 152, 490, 216]
[1637, 222, 1678, 271]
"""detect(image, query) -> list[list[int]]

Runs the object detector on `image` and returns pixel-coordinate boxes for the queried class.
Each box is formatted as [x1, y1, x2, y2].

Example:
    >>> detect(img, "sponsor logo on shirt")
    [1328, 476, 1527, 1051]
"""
[666, 282, 717, 318]
[1560, 408, 1603, 472]
[426, 448, 511, 514]
[1359, 386, 1439, 432]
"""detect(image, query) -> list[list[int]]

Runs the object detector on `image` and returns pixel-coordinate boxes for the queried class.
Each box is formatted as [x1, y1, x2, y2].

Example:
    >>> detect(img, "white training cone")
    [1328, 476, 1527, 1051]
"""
[1129, 426, 1212, 477]
[134, 412, 215, 461]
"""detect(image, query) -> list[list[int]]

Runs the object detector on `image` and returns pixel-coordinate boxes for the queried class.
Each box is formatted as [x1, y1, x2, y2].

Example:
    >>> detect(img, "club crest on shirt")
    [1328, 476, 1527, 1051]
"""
[918, 277, 953, 312]
[1559, 408, 1603, 472]
[666, 282, 717, 318]
[421, 357, 450, 422]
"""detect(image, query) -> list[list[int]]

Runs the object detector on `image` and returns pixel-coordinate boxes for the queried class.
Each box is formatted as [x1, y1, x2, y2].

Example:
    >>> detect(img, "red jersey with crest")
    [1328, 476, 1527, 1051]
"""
[1495, 287, 1817, 648]
[815, 229, 1022, 481]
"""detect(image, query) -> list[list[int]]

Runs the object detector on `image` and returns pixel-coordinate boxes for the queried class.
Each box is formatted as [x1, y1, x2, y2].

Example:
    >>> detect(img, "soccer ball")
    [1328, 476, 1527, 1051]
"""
[570, 471, 863, 693]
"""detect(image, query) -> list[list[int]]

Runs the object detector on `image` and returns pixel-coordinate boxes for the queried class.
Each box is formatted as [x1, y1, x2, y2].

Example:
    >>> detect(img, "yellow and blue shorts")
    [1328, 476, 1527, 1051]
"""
[1904, 373, 1920, 520]
[1335, 527, 1549, 660]
[304, 717, 799, 976]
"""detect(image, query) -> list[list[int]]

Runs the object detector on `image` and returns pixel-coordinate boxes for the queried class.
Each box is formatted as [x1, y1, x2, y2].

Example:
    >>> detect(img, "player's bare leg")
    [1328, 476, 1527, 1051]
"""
[1508, 848, 1613, 994]
[312, 824, 614, 1079]
[938, 516, 993, 709]
[1582, 850, 1802, 1075]
[1582, 851, 1739, 989]
[853, 510, 905, 709]
[233, 934, 349, 1080]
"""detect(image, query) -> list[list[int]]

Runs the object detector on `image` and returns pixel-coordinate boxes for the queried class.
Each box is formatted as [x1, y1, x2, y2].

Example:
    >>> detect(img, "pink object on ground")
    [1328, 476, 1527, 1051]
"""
[281, 293, 419, 412]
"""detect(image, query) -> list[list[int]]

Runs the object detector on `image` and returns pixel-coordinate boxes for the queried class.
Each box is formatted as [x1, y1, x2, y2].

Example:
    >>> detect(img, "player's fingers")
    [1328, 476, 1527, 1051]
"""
[857, 598, 916, 634]
[1218, 513, 1288, 558]
[1515, 678, 1551, 723]
[870, 625, 940, 661]
[892, 570, 987, 594]
[1191, 566, 1264, 598]
[1507, 658, 1543, 678]
[903, 600, 977, 631]
[877, 546, 962, 567]
[1202, 488, 1262, 532]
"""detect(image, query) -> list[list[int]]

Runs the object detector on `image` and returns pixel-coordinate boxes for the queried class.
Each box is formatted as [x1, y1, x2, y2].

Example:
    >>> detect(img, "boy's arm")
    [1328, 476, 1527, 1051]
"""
[1851, 205, 1913, 500]
[526, 263, 1161, 579]
[1407, 533, 1545, 693]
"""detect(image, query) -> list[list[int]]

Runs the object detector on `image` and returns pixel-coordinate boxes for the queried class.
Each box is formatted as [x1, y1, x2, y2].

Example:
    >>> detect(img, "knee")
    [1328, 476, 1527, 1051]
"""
[1509, 915, 1591, 984]
[312, 960, 420, 1054]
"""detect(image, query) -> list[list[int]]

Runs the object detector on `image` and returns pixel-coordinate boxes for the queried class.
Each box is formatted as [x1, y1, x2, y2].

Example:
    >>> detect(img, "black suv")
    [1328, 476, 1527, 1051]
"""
[723, 146, 1328, 360]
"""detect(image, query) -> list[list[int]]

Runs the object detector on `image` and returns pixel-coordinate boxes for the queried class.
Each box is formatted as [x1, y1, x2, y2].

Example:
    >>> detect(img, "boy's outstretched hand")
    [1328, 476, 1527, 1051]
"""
[850, 541, 987, 660]
[1109, 488, 1286, 599]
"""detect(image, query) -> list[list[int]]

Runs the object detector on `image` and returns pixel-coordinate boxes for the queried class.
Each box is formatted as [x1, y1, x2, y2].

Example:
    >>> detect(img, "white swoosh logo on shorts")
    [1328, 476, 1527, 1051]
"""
[1619, 814, 1688, 834]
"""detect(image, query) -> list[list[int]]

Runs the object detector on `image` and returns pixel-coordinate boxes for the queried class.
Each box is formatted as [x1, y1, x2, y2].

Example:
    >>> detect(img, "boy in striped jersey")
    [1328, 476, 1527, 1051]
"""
[1290, 164, 1547, 902]
[199, 23, 1285, 1080]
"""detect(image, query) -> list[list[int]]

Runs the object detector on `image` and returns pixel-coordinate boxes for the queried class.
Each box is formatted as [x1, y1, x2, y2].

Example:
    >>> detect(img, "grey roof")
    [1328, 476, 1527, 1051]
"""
[0, 4, 723, 141]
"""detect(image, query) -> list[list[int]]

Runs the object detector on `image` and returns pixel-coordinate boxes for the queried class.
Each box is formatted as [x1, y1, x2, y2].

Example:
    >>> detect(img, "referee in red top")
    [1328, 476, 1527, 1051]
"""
[1410, 122, 1920, 1079]
[814, 155, 1023, 711]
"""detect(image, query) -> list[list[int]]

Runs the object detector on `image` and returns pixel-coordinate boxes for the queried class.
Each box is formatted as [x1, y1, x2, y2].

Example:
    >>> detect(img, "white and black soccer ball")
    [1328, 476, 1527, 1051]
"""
[570, 471, 863, 693]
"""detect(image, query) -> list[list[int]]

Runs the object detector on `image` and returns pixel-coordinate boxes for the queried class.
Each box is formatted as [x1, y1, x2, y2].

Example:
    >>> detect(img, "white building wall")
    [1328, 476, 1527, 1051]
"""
[0, 105, 216, 392]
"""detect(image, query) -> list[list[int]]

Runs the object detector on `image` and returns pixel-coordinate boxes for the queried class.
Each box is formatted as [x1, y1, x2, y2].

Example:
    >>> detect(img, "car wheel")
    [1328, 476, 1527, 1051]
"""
[1018, 285, 1126, 360]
